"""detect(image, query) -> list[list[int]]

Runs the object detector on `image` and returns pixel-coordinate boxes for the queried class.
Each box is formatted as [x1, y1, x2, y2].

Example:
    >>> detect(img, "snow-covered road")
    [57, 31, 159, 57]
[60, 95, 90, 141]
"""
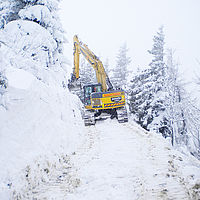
[8, 118, 200, 199]
[66, 120, 200, 200]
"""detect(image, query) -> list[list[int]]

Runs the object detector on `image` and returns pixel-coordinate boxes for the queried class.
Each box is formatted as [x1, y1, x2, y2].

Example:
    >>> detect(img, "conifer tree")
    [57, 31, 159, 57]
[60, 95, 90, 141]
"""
[111, 43, 131, 90]
[18, 0, 65, 67]
[162, 49, 187, 143]
[0, 0, 65, 68]
[104, 58, 110, 75]
[129, 26, 165, 132]
[79, 57, 96, 86]
[0, 0, 25, 29]
[0, 72, 7, 89]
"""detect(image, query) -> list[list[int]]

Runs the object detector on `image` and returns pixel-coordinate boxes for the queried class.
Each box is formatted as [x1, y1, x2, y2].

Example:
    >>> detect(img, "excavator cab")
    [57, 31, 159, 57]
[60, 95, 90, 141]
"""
[83, 84, 102, 105]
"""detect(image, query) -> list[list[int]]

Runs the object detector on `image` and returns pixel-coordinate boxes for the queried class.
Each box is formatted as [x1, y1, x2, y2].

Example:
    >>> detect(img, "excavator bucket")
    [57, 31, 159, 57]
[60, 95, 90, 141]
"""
[68, 74, 81, 92]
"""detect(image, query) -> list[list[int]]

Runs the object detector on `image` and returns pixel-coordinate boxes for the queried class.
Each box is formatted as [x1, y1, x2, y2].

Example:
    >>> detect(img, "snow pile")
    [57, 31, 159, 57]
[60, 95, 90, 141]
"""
[6, 67, 36, 90]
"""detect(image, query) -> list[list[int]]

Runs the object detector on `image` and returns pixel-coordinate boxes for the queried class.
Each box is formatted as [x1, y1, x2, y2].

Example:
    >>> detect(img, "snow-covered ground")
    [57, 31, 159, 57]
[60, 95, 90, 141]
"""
[67, 120, 200, 200]
[3, 114, 199, 199]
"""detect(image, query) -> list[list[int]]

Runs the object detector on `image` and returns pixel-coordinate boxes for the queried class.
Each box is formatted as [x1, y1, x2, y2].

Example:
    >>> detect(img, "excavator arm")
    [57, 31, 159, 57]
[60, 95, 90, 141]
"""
[71, 35, 112, 91]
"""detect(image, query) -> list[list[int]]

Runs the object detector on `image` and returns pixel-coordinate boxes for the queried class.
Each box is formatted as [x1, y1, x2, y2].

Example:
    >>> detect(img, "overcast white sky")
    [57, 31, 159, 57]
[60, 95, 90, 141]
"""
[59, 0, 200, 81]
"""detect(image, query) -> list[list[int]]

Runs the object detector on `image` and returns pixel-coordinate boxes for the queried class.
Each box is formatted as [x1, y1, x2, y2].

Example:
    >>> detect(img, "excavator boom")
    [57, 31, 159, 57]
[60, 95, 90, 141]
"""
[72, 35, 112, 91]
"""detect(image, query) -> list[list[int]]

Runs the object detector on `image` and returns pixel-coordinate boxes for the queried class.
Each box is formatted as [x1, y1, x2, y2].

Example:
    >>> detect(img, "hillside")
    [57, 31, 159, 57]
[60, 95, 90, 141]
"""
[0, 65, 85, 199]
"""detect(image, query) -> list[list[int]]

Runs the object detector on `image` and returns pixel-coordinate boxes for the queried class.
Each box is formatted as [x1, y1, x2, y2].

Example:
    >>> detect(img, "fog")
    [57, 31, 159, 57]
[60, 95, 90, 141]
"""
[60, 0, 200, 81]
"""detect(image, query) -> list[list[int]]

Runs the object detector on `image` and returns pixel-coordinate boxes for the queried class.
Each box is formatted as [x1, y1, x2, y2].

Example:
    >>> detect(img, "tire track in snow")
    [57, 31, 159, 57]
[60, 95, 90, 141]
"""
[67, 120, 149, 199]
[18, 119, 199, 199]
[68, 120, 194, 200]
[122, 122, 193, 199]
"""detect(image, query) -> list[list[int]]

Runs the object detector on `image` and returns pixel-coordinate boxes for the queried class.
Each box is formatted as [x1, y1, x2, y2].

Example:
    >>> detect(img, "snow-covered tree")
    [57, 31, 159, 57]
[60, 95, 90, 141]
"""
[128, 68, 151, 129]
[0, 0, 25, 29]
[184, 101, 200, 159]
[162, 49, 188, 144]
[79, 57, 96, 86]
[129, 26, 165, 132]
[148, 26, 165, 91]
[111, 43, 131, 90]
[163, 50, 200, 157]
[0, 71, 7, 89]
[0, 0, 66, 68]
[19, 0, 66, 68]
[0, 73, 7, 109]
[194, 59, 200, 87]
[0, 0, 67, 89]
[144, 26, 166, 132]
[104, 58, 111, 75]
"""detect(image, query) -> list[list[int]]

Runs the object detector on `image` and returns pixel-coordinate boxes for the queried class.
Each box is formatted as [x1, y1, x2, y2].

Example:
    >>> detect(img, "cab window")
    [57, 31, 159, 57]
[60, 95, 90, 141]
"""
[96, 85, 102, 92]
[85, 86, 92, 97]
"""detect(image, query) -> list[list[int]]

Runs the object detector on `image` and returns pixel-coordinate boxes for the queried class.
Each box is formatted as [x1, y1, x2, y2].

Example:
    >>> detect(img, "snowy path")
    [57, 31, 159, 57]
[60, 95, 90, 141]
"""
[66, 120, 198, 200]
[18, 119, 200, 199]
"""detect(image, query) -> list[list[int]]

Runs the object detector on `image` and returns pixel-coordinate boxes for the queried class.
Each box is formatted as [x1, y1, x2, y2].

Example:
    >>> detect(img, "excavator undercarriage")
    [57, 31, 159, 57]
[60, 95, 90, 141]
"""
[83, 107, 128, 126]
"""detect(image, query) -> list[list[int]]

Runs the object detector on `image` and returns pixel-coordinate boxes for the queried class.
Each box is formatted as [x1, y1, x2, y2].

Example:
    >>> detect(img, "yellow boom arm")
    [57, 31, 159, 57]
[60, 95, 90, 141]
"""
[73, 35, 109, 92]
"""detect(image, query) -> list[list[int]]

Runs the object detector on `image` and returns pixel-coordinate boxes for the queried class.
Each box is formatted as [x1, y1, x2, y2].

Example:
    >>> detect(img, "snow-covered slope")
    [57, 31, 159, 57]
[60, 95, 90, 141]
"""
[0, 19, 85, 199]
[0, 66, 85, 199]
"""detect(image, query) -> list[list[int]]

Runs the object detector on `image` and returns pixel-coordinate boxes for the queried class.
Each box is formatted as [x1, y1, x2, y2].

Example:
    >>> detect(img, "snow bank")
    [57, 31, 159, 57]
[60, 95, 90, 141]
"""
[6, 67, 36, 90]
[0, 75, 85, 198]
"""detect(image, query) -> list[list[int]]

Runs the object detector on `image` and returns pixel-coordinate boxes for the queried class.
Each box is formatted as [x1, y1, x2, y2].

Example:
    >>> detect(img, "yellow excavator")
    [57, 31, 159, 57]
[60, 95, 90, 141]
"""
[68, 35, 128, 125]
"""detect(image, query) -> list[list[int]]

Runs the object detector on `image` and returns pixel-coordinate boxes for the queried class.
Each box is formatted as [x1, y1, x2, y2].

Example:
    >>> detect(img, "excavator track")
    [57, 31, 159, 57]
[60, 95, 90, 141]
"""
[83, 110, 96, 126]
[117, 107, 128, 123]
